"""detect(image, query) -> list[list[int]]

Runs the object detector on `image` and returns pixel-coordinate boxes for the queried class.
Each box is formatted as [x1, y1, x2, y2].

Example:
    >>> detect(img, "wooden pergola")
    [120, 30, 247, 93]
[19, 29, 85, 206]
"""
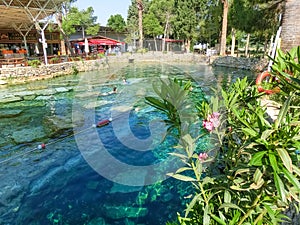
[0, 0, 66, 64]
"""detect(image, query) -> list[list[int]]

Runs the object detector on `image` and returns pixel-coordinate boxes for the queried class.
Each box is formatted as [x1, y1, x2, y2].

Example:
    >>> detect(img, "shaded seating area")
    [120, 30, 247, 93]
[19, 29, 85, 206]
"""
[71, 36, 125, 55]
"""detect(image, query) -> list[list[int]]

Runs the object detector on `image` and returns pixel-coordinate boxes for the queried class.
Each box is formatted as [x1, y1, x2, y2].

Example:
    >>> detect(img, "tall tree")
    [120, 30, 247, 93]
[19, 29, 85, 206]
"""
[229, 0, 282, 57]
[137, 0, 144, 49]
[127, 0, 150, 50]
[55, 0, 77, 55]
[63, 6, 99, 40]
[148, 0, 175, 52]
[173, 0, 203, 53]
[107, 14, 126, 40]
[143, 13, 163, 51]
[220, 0, 229, 56]
[198, 0, 222, 48]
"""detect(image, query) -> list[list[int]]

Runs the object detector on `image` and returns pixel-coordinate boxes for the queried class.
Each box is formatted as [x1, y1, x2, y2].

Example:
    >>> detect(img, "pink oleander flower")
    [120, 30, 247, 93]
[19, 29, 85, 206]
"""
[198, 152, 208, 162]
[203, 120, 213, 132]
[203, 112, 220, 132]
[210, 112, 220, 128]
[212, 112, 220, 118]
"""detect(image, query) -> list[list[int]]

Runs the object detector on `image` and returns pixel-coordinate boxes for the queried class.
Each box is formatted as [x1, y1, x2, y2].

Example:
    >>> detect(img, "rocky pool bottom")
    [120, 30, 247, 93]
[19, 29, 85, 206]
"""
[0, 63, 255, 224]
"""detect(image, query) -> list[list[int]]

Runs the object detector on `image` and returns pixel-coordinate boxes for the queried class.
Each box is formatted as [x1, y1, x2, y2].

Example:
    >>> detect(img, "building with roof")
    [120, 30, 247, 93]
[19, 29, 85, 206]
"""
[0, 0, 66, 64]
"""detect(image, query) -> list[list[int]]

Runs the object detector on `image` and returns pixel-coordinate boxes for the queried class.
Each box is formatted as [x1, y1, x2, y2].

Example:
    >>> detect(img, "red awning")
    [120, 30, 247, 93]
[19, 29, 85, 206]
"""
[164, 38, 183, 43]
[89, 39, 124, 45]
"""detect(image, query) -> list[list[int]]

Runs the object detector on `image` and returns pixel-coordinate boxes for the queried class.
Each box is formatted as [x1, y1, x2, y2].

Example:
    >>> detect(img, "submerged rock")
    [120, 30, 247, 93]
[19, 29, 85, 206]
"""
[44, 115, 73, 131]
[103, 205, 148, 220]
[0, 96, 22, 104]
[87, 217, 106, 225]
[0, 109, 23, 118]
[29, 167, 64, 194]
[55, 87, 71, 93]
[86, 181, 99, 190]
[12, 126, 47, 144]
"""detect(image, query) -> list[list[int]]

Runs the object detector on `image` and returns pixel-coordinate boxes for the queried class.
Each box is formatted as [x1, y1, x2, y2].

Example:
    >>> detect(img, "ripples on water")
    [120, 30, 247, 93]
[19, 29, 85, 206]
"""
[0, 62, 254, 225]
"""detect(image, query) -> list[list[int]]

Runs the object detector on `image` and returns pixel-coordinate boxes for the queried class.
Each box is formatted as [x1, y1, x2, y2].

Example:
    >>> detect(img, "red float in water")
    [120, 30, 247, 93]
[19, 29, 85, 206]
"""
[38, 143, 46, 150]
[97, 119, 110, 127]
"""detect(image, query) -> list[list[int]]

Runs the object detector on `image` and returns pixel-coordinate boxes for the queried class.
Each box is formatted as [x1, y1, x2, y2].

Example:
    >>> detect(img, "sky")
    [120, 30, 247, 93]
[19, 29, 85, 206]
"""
[74, 0, 132, 26]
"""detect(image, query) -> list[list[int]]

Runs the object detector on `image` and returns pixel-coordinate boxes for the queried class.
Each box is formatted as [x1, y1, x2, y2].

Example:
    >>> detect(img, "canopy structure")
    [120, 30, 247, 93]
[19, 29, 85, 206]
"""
[0, 0, 66, 30]
[88, 38, 124, 46]
[75, 36, 125, 46]
[0, 0, 66, 64]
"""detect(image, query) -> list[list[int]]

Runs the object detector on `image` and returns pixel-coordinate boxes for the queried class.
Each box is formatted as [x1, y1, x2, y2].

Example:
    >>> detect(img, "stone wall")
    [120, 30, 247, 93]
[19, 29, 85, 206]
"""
[211, 56, 268, 72]
[281, 0, 300, 52]
[0, 58, 109, 84]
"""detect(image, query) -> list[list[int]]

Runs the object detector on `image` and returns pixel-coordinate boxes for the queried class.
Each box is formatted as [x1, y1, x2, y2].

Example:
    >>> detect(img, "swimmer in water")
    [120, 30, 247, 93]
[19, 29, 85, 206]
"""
[122, 78, 129, 84]
[100, 86, 117, 96]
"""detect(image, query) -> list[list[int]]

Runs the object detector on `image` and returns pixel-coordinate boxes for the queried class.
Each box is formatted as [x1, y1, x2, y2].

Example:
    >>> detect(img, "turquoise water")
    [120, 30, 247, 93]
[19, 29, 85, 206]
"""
[0, 63, 254, 225]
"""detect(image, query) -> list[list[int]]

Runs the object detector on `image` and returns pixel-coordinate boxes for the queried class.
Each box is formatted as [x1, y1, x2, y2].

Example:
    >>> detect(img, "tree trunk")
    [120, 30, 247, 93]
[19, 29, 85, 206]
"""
[280, 0, 300, 52]
[162, 16, 170, 52]
[55, 13, 74, 56]
[60, 39, 66, 55]
[220, 0, 228, 56]
[231, 28, 236, 56]
[245, 33, 250, 57]
[137, 0, 143, 49]
[154, 37, 158, 51]
[186, 40, 191, 53]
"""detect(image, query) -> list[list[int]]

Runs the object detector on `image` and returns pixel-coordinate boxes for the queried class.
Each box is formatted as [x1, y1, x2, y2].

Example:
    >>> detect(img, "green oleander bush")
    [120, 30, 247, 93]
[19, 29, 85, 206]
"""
[146, 46, 300, 225]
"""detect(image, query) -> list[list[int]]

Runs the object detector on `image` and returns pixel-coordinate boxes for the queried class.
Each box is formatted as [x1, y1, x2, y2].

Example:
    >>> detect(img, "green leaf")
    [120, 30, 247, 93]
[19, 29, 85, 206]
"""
[274, 172, 287, 204]
[250, 178, 264, 190]
[282, 168, 300, 190]
[275, 95, 292, 129]
[203, 204, 210, 225]
[253, 168, 263, 184]
[292, 165, 300, 177]
[145, 96, 167, 111]
[230, 185, 250, 191]
[224, 190, 231, 203]
[263, 203, 276, 223]
[175, 167, 193, 174]
[242, 128, 258, 137]
[229, 210, 241, 225]
[269, 153, 279, 173]
[166, 173, 196, 182]
[168, 152, 188, 159]
[185, 193, 201, 218]
[234, 168, 250, 177]
[224, 190, 231, 213]
[219, 203, 245, 214]
[261, 129, 275, 141]
[277, 148, 293, 173]
[249, 151, 267, 166]
[202, 177, 215, 185]
[210, 214, 226, 225]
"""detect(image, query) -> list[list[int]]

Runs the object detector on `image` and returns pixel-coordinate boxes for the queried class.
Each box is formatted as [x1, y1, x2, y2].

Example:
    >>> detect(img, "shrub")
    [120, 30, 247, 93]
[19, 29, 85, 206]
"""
[146, 46, 300, 225]
[72, 66, 79, 75]
[27, 59, 41, 68]
[50, 57, 60, 64]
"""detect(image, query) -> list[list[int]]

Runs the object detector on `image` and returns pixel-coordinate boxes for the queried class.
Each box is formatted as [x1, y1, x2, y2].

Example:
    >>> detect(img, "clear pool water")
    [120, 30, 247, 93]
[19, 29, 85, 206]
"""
[0, 62, 254, 225]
